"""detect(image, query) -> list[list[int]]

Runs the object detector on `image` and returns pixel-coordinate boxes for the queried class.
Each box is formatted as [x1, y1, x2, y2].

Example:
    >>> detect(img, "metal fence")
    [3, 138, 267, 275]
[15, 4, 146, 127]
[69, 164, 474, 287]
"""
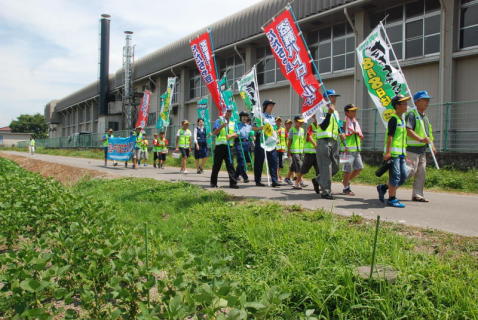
[17, 100, 478, 153]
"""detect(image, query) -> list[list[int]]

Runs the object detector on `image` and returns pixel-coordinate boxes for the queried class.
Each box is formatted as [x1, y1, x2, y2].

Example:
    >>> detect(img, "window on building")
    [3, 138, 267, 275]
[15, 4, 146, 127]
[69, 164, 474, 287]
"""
[189, 70, 205, 99]
[310, 22, 355, 74]
[171, 77, 180, 104]
[256, 47, 285, 85]
[460, 0, 478, 49]
[371, 0, 441, 60]
[108, 121, 119, 131]
[147, 113, 156, 127]
[219, 54, 245, 90]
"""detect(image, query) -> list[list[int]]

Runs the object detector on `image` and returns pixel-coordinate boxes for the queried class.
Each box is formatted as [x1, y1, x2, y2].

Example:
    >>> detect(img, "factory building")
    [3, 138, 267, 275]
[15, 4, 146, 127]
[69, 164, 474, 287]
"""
[45, 0, 478, 152]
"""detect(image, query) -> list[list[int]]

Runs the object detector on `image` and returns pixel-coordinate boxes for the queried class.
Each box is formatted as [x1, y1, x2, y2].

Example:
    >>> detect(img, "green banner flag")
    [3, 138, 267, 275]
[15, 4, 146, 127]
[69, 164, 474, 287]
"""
[156, 77, 176, 130]
[237, 66, 261, 116]
[219, 75, 240, 123]
[196, 98, 212, 147]
[356, 23, 409, 126]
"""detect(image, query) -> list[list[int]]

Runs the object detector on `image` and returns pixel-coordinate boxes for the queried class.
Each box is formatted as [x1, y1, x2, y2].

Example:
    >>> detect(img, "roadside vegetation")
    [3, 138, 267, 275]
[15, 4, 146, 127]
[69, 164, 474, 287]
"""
[2, 146, 478, 193]
[1, 157, 477, 319]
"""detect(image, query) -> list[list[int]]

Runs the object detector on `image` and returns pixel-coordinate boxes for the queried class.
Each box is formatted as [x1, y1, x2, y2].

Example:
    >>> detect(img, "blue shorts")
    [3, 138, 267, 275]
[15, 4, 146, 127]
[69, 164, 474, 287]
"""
[389, 156, 408, 187]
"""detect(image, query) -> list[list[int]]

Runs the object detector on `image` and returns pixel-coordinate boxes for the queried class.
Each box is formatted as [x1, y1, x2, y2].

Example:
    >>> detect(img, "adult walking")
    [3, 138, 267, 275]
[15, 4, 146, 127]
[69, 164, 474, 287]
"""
[235, 111, 252, 183]
[175, 120, 192, 174]
[29, 137, 35, 155]
[193, 118, 209, 174]
[132, 126, 143, 169]
[315, 89, 342, 200]
[253, 100, 280, 187]
[210, 108, 238, 189]
[275, 117, 287, 182]
[101, 129, 117, 167]
[406, 90, 436, 202]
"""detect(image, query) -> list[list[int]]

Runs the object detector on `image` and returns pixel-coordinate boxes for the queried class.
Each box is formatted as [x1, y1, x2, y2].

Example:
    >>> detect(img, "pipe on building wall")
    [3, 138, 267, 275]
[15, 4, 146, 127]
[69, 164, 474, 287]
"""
[234, 44, 245, 65]
[344, 7, 357, 36]
[99, 14, 111, 116]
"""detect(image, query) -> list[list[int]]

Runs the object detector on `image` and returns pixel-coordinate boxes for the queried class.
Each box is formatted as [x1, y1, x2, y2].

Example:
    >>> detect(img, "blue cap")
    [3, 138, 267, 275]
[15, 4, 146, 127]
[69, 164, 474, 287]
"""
[225, 106, 233, 112]
[413, 90, 432, 101]
[324, 89, 340, 97]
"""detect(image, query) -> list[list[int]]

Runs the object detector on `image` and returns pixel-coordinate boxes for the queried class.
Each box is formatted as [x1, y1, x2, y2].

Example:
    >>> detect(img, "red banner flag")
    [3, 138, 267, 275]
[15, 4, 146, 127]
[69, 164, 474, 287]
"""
[135, 90, 152, 128]
[190, 31, 226, 116]
[263, 9, 327, 120]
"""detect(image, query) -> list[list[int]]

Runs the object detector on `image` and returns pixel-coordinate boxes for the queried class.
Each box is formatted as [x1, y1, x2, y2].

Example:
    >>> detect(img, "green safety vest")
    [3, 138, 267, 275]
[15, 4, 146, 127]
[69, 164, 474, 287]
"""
[102, 134, 113, 147]
[385, 114, 407, 157]
[141, 139, 149, 151]
[303, 123, 318, 154]
[316, 107, 340, 140]
[289, 127, 304, 154]
[152, 139, 160, 152]
[276, 127, 287, 152]
[340, 134, 362, 152]
[406, 109, 434, 147]
[178, 129, 192, 148]
[30, 139, 35, 146]
[133, 132, 143, 149]
[158, 138, 168, 153]
[216, 120, 236, 146]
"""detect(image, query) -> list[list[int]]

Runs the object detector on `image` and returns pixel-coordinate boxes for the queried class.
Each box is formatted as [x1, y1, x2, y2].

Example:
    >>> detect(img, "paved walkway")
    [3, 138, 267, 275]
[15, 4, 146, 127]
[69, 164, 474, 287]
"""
[3, 151, 478, 237]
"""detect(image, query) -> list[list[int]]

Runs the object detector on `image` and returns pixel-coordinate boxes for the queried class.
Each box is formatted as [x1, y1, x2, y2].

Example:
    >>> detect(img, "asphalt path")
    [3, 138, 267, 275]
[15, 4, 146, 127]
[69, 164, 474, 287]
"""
[4, 151, 477, 237]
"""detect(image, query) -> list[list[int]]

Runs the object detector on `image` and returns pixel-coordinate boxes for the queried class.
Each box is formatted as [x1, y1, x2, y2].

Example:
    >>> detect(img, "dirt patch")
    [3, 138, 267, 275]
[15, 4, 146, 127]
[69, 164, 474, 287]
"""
[0, 152, 114, 186]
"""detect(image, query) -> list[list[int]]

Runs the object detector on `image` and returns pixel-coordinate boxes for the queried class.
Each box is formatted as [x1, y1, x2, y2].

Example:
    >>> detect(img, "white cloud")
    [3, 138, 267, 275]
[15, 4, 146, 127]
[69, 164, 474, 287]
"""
[0, 0, 263, 127]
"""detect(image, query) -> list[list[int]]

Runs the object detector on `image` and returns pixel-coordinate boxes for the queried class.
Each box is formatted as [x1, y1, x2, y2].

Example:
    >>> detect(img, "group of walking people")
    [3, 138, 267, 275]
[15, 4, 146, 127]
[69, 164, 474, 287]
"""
[102, 88, 436, 208]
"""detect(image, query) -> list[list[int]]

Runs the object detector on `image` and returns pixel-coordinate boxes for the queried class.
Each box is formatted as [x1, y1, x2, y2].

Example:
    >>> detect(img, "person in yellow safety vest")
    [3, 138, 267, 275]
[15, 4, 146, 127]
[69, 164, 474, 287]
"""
[29, 137, 36, 155]
[296, 114, 320, 193]
[175, 120, 192, 174]
[210, 107, 239, 189]
[153, 131, 169, 169]
[315, 89, 344, 200]
[101, 128, 117, 167]
[152, 133, 160, 168]
[283, 119, 296, 185]
[139, 134, 149, 166]
[341, 104, 364, 196]
[132, 126, 143, 169]
[275, 117, 287, 182]
[287, 115, 305, 190]
[406, 90, 436, 202]
[377, 95, 410, 208]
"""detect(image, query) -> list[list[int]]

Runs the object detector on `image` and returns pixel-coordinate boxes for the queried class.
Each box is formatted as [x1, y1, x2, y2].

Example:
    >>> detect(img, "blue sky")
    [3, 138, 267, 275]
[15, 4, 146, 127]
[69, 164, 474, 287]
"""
[0, 0, 262, 127]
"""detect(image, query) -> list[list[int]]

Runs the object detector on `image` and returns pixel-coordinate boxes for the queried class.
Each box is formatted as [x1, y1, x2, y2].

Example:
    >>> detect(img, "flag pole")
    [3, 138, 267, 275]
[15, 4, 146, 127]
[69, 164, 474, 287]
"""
[208, 28, 234, 166]
[287, 5, 346, 139]
[379, 22, 439, 169]
[253, 64, 271, 186]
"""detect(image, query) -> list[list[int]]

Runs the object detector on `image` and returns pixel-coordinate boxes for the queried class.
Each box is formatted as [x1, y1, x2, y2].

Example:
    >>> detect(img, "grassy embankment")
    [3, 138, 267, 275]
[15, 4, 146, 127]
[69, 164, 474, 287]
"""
[1, 157, 477, 319]
[3, 146, 478, 193]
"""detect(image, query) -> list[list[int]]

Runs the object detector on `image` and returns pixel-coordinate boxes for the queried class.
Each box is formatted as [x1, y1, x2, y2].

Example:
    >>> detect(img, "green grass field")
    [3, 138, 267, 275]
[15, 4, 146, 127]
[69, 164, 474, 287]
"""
[1, 157, 477, 319]
[3, 146, 478, 193]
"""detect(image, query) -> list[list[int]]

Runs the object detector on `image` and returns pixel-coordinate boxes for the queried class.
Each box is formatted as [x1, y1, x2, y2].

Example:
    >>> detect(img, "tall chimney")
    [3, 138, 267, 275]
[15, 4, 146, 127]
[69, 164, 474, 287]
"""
[99, 14, 110, 116]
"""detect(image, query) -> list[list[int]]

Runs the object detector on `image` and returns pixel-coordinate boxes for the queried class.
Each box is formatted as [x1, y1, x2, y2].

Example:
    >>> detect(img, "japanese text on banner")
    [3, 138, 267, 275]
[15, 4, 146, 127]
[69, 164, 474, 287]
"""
[190, 32, 226, 116]
[263, 9, 327, 120]
[356, 23, 409, 126]
[135, 90, 151, 129]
